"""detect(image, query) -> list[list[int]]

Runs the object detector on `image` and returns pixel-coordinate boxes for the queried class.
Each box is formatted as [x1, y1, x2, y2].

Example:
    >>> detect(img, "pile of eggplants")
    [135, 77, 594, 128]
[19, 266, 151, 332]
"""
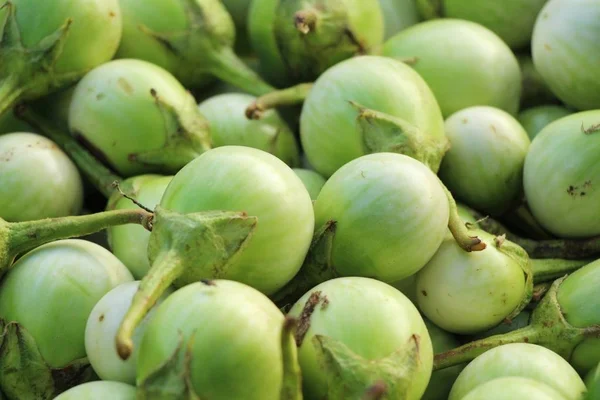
[1, 0, 600, 399]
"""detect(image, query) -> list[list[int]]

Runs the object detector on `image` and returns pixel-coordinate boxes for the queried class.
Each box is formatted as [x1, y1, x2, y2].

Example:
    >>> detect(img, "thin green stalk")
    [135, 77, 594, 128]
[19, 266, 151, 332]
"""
[442, 183, 486, 252]
[208, 47, 275, 97]
[116, 248, 184, 360]
[471, 210, 600, 260]
[245, 83, 313, 119]
[1, 208, 153, 273]
[279, 317, 302, 400]
[531, 258, 591, 284]
[434, 324, 541, 370]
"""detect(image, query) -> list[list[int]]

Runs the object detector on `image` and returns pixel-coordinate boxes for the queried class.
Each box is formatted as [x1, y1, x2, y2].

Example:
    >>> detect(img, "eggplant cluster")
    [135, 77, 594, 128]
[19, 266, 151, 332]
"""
[0, 0, 599, 399]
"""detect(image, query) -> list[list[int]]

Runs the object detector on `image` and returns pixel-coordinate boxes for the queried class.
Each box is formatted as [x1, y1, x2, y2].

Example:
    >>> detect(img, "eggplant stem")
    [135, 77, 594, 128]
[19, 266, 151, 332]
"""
[442, 182, 486, 252]
[531, 258, 591, 284]
[207, 47, 275, 97]
[16, 104, 128, 198]
[362, 381, 387, 400]
[2, 208, 153, 273]
[472, 210, 600, 260]
[294, 10, 318, 34]
[116, 248, 184, 360]
[279, 317, 303, 400]
[433, 324, 541, 370]
[245, 83, 313, 120]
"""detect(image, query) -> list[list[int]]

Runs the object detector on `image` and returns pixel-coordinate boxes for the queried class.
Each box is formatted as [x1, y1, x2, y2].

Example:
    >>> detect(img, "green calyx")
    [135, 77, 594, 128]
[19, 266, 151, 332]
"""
[0, 220, 9, 275]
[0, 2, 82, 117]
[273, 2, 368, 83]
[313, 334, 425, 399]
[491, 234, 534, 322]
[147, 207, 258, 285]
[434, 276, 600, 371]
[0, 209, 153, 277]
[134, 0, 273, 96]
[0, 320, 94, 400]
[272, 221, 337, 309]
[136, 312, 302, 400]
[291, 290, 427, 399]
[350, 102, 449, 173]
[126, 88, 211, 173]
[116, 207, 258, 360]
[135, 326, 202, 400]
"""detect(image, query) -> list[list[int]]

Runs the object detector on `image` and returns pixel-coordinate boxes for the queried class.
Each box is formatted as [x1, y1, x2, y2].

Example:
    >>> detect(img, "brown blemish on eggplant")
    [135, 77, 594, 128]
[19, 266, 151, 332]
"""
[412, 334, 421, 351]
[544, 43, 552, 51]
[567, 183, 591, 198]
[0, 150, 14, 162]
[363, 380, 387, 399]
[421, 290, 428, 297]
[99, 314, 105, 322]
[117, 78, 134, 94]
[295, 291, 325, 346]
[109, 11, 116, 17]
[582, 123, 600, 134]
